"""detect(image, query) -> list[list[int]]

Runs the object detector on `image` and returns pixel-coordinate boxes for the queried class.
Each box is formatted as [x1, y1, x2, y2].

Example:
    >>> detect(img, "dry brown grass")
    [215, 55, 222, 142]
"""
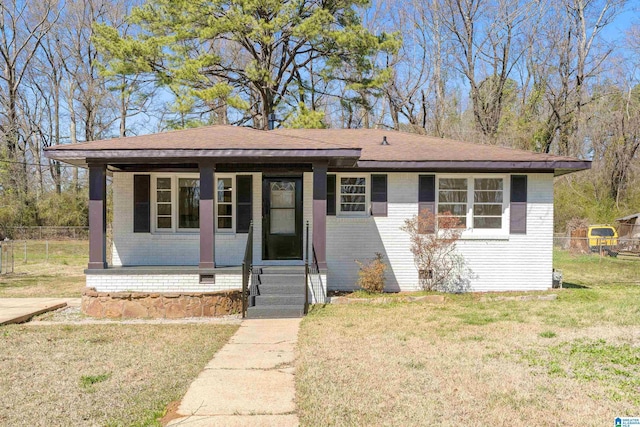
[296, 252, 640, 426]
[0, 240, 87, 297]
[0, 323, 238, 426]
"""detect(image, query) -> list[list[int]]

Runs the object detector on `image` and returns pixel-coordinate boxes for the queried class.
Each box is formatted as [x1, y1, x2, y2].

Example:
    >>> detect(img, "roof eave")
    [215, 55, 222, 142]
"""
[356, 160, 591, 176]
[44, 148, 363, 168]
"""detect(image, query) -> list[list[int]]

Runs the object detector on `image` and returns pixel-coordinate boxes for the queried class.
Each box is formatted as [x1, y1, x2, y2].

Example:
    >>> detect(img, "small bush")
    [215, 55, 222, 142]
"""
[355, 252, 387, 293]
[401, 209, 466, 291]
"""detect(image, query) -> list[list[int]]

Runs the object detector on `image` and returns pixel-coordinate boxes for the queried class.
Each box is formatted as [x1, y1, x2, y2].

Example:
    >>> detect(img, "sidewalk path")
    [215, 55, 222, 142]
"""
[0, 298, 80, 326]
[168, 318, 302, 427]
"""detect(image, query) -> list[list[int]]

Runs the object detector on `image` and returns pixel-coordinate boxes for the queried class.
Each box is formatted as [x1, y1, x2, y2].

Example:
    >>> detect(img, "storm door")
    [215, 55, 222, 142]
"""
[262, 177, 303, 260]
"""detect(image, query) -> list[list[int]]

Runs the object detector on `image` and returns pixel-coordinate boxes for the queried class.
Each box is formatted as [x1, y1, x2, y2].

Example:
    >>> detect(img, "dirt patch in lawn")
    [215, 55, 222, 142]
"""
[0, 323, 238, 426]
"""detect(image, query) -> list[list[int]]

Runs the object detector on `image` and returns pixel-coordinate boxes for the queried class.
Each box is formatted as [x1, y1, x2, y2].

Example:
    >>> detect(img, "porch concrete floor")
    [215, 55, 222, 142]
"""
[168, 318, 301, 427]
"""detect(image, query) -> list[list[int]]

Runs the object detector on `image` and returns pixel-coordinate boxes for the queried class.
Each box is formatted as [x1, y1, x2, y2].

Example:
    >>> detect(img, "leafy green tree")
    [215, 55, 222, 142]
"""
[284, 102, 326, 129]
[94, 0, 399, 129]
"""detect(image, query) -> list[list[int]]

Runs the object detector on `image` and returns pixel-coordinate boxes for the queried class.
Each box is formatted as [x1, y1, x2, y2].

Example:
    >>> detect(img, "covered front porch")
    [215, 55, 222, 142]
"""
[82, 154, 354, 316]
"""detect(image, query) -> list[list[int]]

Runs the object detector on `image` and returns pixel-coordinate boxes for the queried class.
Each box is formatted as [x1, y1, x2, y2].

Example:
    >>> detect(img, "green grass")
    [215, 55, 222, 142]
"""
[79, 373, 112, 390]
[0, 324, 238, 426]
[296, 249, 640, 426]
[0, 240, 88, 297]
[520, 338, 640, 404]
[539, 330, 557, 338]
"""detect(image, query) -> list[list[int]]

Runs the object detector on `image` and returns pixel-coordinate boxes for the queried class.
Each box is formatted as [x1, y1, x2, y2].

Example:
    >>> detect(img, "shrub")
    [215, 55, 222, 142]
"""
[401, 209, 464, 291]
[355, 252, 387, 293]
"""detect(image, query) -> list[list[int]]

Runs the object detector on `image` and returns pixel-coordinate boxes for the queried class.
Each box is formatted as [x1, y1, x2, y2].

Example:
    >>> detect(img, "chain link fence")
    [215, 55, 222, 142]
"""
[0, 239, 94, 275]
[553, 234, 640, 258]
[1, 226, 89, 240]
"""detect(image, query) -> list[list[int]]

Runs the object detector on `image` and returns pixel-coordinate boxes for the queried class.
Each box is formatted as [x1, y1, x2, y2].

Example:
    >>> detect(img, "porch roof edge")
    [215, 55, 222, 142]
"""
[44, 148, 363, 167]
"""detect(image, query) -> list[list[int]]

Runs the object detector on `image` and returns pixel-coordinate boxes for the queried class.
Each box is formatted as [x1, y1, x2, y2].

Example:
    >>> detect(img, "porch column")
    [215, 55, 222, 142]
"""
[312, 161, 328, 269]
[199, 162, 216, 269]
[88, 163, 107, 269]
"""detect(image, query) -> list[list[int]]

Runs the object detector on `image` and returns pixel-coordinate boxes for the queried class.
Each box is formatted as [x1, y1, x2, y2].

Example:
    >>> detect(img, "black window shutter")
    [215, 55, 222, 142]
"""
[236, 175, 253, 233]
[133, 175, 150, 233]
[371, 174, 388, 217]
[418, 175, 436, 233]
[510, 175, 527, 234]
[327, 174, 336, 216]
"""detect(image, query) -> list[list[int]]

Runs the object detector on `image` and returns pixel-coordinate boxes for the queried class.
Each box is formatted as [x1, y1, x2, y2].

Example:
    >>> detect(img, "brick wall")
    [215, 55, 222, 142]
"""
[87, 272, 242, 293]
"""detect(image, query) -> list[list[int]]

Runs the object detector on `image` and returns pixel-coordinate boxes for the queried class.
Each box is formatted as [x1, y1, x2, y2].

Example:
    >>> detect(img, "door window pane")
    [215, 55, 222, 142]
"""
[270, 181, 296, 234]
[270, 209, 295, 234]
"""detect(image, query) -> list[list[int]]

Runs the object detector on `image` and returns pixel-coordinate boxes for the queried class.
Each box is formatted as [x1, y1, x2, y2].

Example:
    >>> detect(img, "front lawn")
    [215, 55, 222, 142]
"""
[0, 323, 238, 426]
[296, 251, 640, 426]
[0, 240, 87, 297]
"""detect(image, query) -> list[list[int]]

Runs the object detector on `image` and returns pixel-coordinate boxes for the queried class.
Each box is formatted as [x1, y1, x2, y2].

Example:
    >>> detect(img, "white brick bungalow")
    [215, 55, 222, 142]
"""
[44, 126, 590, 318]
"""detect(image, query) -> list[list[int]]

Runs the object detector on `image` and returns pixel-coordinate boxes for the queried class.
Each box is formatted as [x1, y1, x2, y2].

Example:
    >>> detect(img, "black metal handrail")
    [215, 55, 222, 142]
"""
[304, 221, 322, 313]
[241, 221, 253, 318]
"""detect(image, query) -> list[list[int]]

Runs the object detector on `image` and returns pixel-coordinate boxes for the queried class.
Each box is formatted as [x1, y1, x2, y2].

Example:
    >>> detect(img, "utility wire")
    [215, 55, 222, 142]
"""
[0, 159, 80, 168]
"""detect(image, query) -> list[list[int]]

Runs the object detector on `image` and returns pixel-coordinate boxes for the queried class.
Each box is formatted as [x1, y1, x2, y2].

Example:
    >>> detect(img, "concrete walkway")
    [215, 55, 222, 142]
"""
[0, 298, 80, 326]
[168, 318, 302, 427]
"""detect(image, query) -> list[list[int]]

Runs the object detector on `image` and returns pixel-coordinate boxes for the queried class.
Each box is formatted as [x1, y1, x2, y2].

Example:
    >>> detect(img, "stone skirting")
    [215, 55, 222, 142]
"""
[81, 288, 242, 319]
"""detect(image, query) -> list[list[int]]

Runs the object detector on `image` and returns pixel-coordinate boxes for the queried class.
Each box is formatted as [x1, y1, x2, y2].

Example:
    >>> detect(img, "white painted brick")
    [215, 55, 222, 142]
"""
[326, 173, 554, 292]
[109, 171, 554, 294]
[87, 273, 242, 293]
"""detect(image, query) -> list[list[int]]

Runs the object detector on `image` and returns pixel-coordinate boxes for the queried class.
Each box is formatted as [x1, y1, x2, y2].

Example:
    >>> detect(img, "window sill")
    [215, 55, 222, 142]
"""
[459, 232, 509, 241]
[334, 214, 370, 221]
[151, 233, 199, 240]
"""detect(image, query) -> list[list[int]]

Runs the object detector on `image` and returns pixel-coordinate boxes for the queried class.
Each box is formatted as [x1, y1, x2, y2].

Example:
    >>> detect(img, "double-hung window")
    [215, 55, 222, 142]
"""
[437, 176, 506, 233]
[437, 178, 468, 227]
[153, 176, 200, 232]
[339, 176, 367, 214]
[216, 176, 234, 231]
[178, 178, 200, 229]
[156, 177, 173, 229]
[473, 178, 503, 229]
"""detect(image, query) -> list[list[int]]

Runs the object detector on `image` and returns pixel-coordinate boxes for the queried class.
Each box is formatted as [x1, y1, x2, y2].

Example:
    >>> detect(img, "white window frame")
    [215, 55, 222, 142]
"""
[154, 175, 174, 232]
[216, 174, 235, 233]
[336, 173, 370, 217]
[436, 174, 509, 238]
[151, 173, 201, 233]
[150, 173, 241, 234]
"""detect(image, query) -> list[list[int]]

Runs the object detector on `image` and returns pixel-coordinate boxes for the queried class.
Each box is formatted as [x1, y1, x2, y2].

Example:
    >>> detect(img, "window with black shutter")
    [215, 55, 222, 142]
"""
[510, 175, 527, 234]
[327, 174, 336, 216]
[371, 174, 387, 217]
[418, 175, 435, 233]
[236, 175, 253, 233]
[133, 175, 150, 233]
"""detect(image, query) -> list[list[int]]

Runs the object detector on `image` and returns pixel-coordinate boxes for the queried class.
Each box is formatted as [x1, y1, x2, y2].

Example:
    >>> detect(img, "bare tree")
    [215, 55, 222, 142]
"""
[0, 0, 58, 196]
[439, 0, 532, 142]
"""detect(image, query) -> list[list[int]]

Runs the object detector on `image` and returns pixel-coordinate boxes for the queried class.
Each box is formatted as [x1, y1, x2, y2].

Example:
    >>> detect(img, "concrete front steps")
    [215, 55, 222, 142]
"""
[246, 266, 306, 318]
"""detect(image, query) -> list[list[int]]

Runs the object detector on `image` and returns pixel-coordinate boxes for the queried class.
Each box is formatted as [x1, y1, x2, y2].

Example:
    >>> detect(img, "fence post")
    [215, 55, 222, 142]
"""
[46, 240, 49, 263]
[11, 241, 14, 273]
[39, 226, 42, 240]
[24, 241, 27, 263]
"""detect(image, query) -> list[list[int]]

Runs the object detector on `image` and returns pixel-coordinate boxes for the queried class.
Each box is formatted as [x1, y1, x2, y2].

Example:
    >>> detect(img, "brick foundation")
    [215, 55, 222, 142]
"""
[81, 287, 242, 319]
